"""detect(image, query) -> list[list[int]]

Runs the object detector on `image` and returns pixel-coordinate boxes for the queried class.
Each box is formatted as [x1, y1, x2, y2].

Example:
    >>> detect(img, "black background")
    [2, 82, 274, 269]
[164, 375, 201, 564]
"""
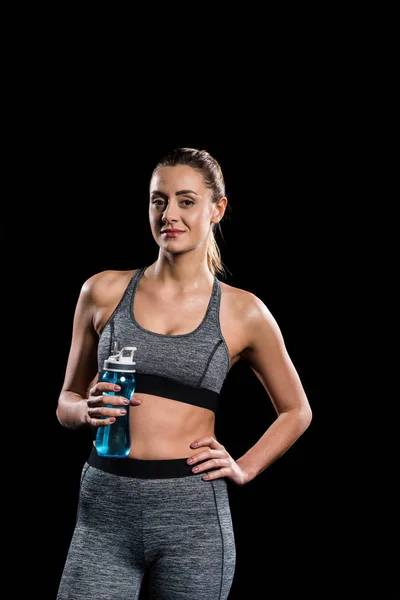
[39, 138, 350, 600]
[22, 118, 374, 598]
[9, 14, 396, 597]
[10, 9, 396, 592]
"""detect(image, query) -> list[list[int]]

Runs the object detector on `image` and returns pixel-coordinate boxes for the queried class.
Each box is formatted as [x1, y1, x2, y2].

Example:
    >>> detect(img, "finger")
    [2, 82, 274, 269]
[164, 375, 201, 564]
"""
[102, 395, 142, 407]
[87, 395, 130, 408]
[89, 383, 122, 395]
[89, 405, 128, 419]
[187, 449, 221, 465]
[191, 458, 228, 474]
[201, 467, 229, 481]
[130, 395, 142, 405]
[90, 416, 116, 428]
[102, 395, 132, 406]
[190, 437, 221, 449]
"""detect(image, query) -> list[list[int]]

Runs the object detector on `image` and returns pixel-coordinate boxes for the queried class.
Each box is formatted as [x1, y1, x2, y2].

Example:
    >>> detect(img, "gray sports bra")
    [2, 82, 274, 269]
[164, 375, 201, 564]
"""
[97, 267, 231, 413]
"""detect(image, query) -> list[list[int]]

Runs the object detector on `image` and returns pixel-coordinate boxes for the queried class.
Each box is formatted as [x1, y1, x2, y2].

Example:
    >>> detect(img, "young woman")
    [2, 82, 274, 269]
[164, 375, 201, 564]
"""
[56, 147, 312, 600]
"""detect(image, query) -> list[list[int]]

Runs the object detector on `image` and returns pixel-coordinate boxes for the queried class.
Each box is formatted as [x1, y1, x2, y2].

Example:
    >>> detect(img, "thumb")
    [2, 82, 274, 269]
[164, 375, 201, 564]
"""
[130, 396, 142, 405]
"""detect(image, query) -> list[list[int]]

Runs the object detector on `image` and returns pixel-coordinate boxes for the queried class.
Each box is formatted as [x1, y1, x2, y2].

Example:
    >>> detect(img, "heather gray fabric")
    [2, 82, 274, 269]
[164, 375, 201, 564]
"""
[97, 267, 231, 399]
[56, 463, 236, 599]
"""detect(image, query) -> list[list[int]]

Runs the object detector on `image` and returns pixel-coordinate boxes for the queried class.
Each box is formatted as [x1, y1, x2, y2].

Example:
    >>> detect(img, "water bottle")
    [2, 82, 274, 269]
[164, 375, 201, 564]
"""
[95, 345, 137, 458]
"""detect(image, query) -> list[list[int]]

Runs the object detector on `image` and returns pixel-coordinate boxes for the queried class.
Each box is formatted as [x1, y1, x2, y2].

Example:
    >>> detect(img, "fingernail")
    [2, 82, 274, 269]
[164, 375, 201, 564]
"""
[114, 385, 121, 390]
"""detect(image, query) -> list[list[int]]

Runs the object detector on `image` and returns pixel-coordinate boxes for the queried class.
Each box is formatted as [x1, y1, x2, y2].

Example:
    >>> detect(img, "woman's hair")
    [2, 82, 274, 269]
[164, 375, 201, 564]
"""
[152, 147, 229, 278]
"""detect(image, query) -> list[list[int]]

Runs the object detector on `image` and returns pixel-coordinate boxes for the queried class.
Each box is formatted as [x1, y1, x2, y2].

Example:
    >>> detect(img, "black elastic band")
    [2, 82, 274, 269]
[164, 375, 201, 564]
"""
[87, 447, 195, 478]
[134, 373, 219, 412]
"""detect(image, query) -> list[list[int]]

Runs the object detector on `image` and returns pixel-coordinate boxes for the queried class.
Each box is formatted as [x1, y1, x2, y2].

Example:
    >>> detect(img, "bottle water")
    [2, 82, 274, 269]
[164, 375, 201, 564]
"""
[95, 345, 137, 458]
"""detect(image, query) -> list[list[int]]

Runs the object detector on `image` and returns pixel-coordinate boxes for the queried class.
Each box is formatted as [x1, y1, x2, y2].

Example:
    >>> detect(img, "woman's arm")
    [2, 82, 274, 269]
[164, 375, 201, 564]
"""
[236, 293, 312, 483]
[56, 276, 100, 429]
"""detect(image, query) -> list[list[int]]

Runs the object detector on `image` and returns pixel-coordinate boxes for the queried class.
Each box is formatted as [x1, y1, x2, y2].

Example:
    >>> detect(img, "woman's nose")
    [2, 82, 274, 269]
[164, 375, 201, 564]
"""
[162, 202, 179, 223]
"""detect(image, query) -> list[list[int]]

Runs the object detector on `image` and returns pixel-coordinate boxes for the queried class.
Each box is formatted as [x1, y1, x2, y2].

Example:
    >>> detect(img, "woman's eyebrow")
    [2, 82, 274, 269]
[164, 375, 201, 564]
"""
[176, 189, 199, 196]
[150, 189, 199, 198]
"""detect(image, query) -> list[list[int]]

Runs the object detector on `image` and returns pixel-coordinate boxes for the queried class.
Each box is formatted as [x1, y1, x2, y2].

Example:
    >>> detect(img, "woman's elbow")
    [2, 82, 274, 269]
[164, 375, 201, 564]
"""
[299, 403, 313, 432]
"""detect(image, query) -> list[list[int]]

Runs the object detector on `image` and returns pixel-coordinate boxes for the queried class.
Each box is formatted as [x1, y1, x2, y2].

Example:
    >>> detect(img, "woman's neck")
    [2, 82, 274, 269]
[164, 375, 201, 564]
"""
[146, 258, 214, 292]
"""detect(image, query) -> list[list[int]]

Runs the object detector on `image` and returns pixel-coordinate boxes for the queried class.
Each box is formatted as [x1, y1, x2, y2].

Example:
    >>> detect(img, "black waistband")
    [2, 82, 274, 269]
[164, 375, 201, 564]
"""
[87, 447, 197, 478]
[134, 373, 220, 412]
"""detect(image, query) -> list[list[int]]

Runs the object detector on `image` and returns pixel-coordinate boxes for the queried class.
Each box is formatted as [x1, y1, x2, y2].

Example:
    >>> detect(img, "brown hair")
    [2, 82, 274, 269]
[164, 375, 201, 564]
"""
[152, 147, 229, 278]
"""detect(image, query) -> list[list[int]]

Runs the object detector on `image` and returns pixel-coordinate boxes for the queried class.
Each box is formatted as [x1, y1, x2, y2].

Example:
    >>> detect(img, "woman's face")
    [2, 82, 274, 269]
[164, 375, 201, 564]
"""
[149, 165, 221, 254]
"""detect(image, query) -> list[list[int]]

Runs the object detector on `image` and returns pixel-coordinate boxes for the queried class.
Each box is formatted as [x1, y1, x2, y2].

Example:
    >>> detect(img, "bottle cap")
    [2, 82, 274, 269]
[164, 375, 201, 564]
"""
[104, 346, 137, 372]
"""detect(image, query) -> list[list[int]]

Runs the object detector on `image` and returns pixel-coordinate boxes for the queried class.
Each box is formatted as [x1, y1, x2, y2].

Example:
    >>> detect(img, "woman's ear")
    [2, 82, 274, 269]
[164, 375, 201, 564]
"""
[211, 196, 228, 223]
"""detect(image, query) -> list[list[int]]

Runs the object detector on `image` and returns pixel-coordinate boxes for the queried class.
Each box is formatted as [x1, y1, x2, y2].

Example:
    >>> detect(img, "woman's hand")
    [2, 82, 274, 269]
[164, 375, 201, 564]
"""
[187, 436, 248, 486]
[85, 382, 142, 428]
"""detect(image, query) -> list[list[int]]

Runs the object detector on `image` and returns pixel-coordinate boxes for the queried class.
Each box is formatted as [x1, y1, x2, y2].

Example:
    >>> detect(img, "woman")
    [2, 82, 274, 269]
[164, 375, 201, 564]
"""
[56, 147, 312, 599]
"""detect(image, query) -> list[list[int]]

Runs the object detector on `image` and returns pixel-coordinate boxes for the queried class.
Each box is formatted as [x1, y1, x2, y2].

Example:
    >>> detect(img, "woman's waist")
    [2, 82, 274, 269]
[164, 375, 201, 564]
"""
[95, 394, 215, 460]
[129, 434, 214, 460]
[92, 429, 214, 460]
[128, 404, 214, 459]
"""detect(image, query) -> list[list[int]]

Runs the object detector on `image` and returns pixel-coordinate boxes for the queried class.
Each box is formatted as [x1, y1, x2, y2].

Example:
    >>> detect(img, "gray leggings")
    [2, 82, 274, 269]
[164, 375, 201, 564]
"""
[57, 450, 236, 599]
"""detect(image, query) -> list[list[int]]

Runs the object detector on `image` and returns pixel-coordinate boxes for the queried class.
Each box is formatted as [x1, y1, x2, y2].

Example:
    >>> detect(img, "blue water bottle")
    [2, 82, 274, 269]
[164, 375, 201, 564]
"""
[95, 345, 137, 458]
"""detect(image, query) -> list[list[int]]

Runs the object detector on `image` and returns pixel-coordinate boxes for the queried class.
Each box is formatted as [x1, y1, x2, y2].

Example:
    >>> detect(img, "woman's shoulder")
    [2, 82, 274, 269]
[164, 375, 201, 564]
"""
[81, 268, 142, 305]
[220, 279, 263, 310]
[219, 279, 275, 326]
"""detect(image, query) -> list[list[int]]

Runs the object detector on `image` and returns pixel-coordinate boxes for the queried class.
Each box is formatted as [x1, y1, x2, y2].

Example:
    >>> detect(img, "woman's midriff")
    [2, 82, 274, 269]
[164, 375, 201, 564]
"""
[92, 392, 216, 460]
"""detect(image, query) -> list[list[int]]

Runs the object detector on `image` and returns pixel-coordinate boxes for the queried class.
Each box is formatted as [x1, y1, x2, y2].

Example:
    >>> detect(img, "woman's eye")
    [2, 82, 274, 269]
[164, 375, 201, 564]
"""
[151, 199, 194, 207]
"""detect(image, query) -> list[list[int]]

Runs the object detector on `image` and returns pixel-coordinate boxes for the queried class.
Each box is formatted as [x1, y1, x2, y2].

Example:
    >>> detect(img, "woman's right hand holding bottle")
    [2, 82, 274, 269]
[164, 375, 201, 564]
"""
[86, 382, 142, 428]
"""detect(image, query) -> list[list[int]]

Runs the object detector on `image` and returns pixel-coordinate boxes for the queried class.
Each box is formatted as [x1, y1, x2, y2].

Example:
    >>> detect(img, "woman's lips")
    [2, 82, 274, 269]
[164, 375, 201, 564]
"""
[161, 230, 185, 237]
